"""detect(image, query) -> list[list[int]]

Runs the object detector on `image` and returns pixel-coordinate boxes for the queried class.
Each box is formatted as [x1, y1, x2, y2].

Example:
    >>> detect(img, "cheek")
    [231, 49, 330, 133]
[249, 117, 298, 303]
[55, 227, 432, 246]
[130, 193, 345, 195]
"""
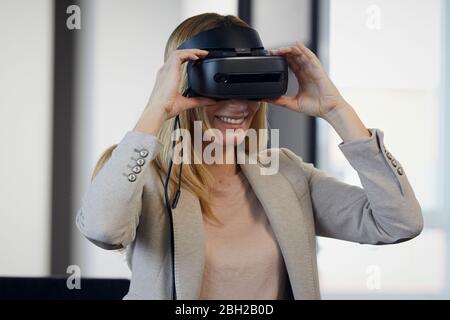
[203, 106, 219, 126]
[246, 104, 261, 125]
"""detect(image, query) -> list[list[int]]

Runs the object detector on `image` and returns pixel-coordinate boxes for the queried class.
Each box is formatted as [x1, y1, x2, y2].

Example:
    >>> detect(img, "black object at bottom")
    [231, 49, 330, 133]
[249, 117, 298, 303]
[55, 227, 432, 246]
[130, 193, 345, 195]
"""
[0, 277, 129, 300]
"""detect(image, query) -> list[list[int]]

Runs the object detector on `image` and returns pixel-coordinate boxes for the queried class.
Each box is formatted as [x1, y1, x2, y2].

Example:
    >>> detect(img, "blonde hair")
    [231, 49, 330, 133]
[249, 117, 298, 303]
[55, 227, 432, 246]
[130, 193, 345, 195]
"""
[92, 13, 268, 223]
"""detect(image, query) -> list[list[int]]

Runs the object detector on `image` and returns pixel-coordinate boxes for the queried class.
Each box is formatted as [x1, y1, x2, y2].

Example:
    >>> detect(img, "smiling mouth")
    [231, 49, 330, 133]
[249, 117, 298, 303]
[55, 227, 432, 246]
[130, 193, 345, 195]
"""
[216, 116, 246, 125]
[215, 111, 250, 125]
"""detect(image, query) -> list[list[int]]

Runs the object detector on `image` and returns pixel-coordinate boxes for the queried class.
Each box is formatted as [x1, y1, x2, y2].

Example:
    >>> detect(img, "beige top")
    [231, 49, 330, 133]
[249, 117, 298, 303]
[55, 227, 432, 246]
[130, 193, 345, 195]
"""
[199, 169, 289, 300]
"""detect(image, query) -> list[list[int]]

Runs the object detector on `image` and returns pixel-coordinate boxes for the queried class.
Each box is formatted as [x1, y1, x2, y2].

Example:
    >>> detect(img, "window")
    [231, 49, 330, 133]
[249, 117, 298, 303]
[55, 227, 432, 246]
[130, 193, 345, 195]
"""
[317, 0, 448, 298]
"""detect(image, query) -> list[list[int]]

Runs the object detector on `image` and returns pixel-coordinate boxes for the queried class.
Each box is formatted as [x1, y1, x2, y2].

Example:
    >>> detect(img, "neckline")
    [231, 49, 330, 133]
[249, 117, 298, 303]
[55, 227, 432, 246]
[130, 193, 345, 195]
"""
[211, 168, 248, 193]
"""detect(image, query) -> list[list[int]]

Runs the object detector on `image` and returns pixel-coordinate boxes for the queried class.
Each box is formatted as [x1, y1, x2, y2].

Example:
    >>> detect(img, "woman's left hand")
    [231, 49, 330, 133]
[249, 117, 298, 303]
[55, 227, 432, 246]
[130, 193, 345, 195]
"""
[264, 41, 345, 118]
[265, 41, 371, 142]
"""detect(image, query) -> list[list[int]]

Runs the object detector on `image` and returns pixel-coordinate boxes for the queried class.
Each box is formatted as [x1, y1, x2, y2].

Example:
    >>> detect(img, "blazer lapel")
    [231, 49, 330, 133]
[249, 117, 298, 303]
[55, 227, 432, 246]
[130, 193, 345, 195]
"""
[240, 157, 318, 299]
[171, 187, 205, 300]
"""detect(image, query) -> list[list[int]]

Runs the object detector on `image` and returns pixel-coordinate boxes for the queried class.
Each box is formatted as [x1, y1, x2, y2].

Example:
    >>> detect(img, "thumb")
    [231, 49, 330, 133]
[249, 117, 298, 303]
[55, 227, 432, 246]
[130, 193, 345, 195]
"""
[263, 96, 296, 108]
[179, 95, 217, 110]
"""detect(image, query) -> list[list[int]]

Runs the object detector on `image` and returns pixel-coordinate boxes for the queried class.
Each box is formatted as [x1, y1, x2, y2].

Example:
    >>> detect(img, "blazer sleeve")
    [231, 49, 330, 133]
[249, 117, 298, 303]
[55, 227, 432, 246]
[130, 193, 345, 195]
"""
[75, 131, 163, 250]
[283, 128, 423, 245]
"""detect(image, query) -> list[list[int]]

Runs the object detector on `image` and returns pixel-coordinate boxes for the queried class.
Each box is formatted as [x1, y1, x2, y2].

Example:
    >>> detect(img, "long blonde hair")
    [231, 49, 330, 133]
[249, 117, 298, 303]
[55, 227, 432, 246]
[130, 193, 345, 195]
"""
[92, 13, 268, 222]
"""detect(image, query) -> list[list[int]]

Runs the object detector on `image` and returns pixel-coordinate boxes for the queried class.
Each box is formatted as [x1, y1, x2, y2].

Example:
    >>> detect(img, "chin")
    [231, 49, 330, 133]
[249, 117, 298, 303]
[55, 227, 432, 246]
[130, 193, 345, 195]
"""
[221, 130, 248, 146]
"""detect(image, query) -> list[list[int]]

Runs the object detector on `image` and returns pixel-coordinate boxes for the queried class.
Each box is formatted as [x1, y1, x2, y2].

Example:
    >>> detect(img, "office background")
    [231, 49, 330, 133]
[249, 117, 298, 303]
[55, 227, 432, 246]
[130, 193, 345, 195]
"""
[0, 0, 449, 299]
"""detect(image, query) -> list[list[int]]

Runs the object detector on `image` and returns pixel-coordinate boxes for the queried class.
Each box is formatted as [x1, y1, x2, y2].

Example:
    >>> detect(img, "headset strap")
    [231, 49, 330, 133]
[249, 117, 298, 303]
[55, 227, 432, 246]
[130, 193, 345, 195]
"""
[177, 25, 264, 51]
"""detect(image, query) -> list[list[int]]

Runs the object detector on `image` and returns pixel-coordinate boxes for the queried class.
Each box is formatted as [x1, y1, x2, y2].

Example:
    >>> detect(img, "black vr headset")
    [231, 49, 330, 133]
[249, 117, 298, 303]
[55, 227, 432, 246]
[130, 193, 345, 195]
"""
[177, 25, 288, 100]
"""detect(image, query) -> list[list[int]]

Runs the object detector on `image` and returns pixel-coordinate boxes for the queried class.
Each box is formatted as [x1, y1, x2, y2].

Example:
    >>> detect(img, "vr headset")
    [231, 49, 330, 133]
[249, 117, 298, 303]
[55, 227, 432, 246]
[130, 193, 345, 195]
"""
[177, 25, 288, 100]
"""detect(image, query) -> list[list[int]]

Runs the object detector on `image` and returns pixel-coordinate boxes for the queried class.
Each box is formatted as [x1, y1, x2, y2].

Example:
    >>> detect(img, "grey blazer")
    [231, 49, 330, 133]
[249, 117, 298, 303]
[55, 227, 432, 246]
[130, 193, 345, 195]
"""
[76, 128, 423, 300]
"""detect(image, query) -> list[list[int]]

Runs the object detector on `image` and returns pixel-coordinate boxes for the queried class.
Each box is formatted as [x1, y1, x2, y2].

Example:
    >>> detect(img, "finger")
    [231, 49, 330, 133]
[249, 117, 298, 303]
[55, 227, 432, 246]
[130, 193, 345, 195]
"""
[284, 55, 300, 74]
[275, 46, 306, 56]
[274, 44, 314, 68]
[178, 95, 217, 111]
[269, 47, 290, 56]
[271, 47, 295, 56]
[263, 95, 298, 110]
[295, 41, 320, 63]
[182, 54, 200, 63]
[285, 54, 309, 81]
[176, 48, 209, 56]
[295, 42, 327, 78]
[293, 53, 315, 76]
[269, 48, 279, 55]
[270, 46, 311, 73]
[284, 46, 309, 65]
[289, 44, 322, 71]
[178, 52, 207, 64]
[270, 47, 312, 88]
[265, 49, 307, 88]
[172, 49, 209, 64]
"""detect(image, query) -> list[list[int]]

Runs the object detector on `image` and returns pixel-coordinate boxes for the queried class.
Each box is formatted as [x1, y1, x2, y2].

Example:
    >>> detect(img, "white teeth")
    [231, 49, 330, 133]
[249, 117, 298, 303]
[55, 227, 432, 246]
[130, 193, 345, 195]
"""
[218, 116, 245, 125]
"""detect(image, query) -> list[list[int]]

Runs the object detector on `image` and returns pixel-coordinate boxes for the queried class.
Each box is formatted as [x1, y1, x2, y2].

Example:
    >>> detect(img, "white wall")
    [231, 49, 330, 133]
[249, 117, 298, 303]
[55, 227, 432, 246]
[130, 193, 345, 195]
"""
[253, 0, 311, 48]
[180, 0, 237, 21]
[317, 0, 447, 298]
[0, 0, 53, 276]
[72, 0, 183, 278]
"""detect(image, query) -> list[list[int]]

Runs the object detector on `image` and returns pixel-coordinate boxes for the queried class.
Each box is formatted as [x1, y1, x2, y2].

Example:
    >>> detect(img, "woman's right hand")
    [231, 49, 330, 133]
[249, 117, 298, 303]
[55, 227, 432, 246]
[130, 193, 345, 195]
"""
[134, 49, 217, 135]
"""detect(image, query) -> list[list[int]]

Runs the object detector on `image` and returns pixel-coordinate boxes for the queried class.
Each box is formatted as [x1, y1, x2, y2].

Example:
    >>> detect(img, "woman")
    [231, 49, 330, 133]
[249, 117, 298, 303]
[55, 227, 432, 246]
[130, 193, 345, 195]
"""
[76, 13, 423, 300]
